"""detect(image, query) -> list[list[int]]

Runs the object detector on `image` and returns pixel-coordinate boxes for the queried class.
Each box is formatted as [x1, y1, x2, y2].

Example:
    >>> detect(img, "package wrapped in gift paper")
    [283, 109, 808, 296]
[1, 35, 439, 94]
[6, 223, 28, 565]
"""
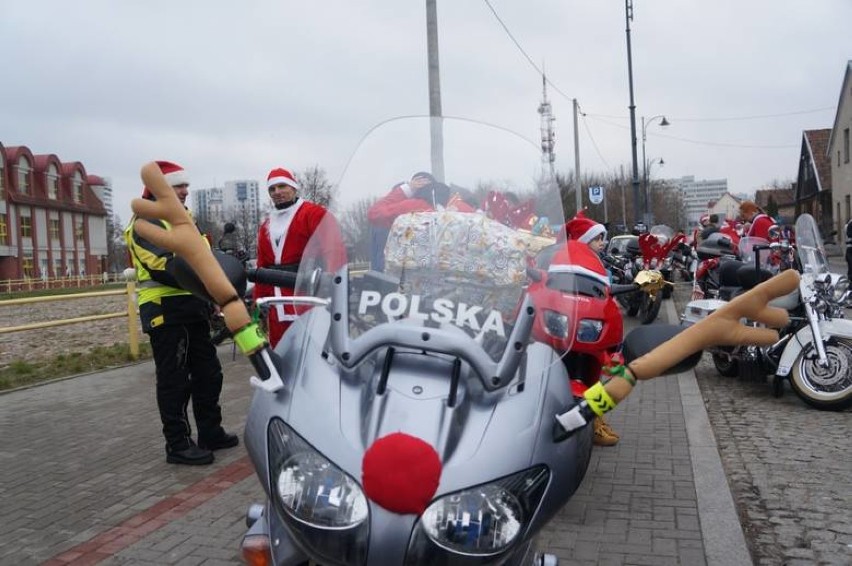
[384, 211, 555, 313]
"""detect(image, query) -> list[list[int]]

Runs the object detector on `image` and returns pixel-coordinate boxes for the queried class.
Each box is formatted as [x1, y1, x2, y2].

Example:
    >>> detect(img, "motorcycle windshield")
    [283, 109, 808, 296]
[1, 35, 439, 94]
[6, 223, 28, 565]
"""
[293, 116, 567, 373]
[795, 213, 829, 278]
[649, 224, 674, 246]
[738, 236, 772, 269]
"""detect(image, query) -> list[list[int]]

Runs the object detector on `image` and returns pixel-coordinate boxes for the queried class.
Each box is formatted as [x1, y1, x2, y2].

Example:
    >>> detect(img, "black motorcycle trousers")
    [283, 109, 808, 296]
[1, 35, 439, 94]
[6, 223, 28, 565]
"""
[149, 322, 226, 451]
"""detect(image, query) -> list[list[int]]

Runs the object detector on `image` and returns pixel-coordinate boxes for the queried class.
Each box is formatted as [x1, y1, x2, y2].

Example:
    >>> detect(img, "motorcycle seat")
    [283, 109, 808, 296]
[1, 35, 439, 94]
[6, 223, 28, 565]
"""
[736, 265, 773, 290]
[718, 286, 743, 301]
[718, 259, 745, 287]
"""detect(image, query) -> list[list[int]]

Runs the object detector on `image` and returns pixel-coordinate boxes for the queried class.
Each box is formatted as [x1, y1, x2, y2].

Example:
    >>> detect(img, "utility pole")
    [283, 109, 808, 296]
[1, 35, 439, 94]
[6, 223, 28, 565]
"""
[426, 0, 445, 182]
[573, 98, 582, 215]
[624, 0, 640, 226]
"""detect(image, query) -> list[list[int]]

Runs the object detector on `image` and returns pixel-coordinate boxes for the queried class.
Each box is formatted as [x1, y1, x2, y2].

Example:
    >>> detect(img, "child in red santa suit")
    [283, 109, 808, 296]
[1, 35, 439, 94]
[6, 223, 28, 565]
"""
[561, 212, 621, 446]
[254, 167, 330, 348]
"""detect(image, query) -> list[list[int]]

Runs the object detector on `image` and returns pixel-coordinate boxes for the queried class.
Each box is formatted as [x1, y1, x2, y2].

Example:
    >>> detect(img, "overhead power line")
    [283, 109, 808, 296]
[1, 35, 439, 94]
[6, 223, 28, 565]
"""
[584, 106, 834, 123]
[585, 114, 798, 149]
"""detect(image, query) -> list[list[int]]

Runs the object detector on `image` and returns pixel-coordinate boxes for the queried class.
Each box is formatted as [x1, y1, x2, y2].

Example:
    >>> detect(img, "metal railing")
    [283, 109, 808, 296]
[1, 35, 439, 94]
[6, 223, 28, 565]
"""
[1, 273, 120, 294]
[0, 280, 141, 359]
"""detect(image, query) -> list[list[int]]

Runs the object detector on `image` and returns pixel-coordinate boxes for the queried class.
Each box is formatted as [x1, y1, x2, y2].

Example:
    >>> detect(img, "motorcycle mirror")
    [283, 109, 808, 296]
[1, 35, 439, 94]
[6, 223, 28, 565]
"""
[526, 266, 544, 283]
[622, 324, 703, 375]
[223, 222, 236, 235]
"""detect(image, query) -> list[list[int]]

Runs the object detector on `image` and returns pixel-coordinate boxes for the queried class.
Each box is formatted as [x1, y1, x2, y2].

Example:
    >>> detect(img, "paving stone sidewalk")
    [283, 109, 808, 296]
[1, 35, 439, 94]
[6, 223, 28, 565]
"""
[0, 305, 749, 565]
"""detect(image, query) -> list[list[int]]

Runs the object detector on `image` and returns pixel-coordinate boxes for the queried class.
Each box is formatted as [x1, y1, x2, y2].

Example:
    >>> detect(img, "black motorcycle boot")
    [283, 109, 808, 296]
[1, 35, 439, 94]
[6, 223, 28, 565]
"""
[166, 442, 214, 465]
[198, 431, 239, 451]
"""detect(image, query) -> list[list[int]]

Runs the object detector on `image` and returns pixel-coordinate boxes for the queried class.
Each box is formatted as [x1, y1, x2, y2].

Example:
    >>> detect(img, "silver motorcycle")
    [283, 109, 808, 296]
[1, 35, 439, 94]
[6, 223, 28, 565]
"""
[230, 116, 706, 565]
[682, 214, 852, 410]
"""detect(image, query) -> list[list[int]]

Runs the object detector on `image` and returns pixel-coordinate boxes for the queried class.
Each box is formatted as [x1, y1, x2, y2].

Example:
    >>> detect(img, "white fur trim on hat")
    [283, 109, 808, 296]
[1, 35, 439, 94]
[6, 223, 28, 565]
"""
[578, 223, 606, 244]
[548, 263, 610, 287]
[267, 176, 300, 190]
[163, 170, 190, 187]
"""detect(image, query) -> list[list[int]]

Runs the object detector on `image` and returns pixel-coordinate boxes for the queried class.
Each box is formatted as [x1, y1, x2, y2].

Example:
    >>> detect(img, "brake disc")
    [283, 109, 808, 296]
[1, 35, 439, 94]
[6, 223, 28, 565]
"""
[801, 342, 852, 391]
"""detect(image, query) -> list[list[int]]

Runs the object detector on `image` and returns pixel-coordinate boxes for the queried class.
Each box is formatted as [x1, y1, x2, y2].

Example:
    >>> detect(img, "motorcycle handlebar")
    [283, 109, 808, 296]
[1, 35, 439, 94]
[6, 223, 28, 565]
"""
[610, 283, 640, 296]
[247, 268, 297, 288]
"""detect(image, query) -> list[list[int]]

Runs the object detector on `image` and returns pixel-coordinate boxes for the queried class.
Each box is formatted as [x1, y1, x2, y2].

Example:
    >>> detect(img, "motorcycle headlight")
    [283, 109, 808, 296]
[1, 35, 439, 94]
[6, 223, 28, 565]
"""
[276, 452, 368, 528]
[406, 466, 550, 563]
[268, 419, 369, 565]
[543, 310, 569, 338]
[577, 319, 603, 343]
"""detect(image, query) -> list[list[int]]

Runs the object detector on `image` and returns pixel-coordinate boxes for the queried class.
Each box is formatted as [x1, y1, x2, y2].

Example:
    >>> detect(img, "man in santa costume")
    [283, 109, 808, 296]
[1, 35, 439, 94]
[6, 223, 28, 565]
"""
[254, 167, 329, 348]
[739, 200, 774, 240]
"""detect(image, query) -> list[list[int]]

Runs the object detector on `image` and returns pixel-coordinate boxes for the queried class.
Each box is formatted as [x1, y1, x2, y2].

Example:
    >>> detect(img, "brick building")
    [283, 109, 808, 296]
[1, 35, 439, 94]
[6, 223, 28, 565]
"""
[0, 142, 108, 281]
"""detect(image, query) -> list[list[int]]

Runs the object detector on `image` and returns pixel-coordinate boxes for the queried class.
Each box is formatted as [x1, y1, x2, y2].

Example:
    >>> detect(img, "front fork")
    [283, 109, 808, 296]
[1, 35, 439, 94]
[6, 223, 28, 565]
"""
[803, 285, 829, 367]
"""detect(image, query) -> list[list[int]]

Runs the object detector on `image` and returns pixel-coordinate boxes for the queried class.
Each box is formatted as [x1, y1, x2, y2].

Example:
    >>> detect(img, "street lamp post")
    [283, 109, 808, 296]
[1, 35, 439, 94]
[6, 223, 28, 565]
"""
[641, 114, 670, 226]
[624, 0, 641, 228]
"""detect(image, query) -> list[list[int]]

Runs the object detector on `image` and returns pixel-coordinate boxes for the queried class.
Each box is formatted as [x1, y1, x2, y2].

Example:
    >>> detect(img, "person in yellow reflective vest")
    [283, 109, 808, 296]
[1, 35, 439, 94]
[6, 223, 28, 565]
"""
[124, 160, 237, 466]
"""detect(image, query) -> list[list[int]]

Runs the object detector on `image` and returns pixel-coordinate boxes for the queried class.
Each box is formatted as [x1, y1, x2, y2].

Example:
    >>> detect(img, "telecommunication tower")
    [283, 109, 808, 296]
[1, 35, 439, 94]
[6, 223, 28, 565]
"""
[537, 72, 556, 178]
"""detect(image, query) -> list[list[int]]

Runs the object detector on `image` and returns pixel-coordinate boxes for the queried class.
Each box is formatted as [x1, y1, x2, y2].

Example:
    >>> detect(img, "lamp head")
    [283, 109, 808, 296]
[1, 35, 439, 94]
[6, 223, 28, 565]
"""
[660, 116, 671, 127]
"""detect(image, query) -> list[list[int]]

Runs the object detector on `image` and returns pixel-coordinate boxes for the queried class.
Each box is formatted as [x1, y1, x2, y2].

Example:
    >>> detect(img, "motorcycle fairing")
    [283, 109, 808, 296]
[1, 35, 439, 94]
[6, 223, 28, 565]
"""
[775, 318, 852, 377]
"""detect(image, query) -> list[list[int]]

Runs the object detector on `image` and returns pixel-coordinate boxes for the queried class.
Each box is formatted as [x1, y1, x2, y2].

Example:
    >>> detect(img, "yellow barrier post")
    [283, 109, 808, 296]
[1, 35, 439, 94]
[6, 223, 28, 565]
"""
[126, 280, 139, 359]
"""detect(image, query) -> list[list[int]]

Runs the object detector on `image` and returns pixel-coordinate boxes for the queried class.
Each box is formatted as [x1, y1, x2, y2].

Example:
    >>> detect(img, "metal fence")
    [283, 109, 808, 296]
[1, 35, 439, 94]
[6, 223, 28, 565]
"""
[1, 273, 121, 294]
[0, 280, 141, 359]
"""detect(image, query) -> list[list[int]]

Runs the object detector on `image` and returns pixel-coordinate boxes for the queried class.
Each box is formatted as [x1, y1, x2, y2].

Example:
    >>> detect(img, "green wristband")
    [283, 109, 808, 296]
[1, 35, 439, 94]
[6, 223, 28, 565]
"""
[583, 382, 618, 416]
[233, 323, 267, 355]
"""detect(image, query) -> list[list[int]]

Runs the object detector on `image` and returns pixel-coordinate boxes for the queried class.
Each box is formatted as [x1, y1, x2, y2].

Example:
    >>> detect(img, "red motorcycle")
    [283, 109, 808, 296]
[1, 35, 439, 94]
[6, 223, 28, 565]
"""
[528, 240, 638, 388]
[628, 225, 685, 322]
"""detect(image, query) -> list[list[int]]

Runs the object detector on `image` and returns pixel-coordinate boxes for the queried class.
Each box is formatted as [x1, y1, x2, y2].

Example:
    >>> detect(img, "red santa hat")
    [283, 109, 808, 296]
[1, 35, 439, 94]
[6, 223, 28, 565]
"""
[267, 167, 300, 190]
[548, 239, 610, 286]
[141, 160, 189, 199]
[565, 211, 606, 244]
[699, 214, 710, 226]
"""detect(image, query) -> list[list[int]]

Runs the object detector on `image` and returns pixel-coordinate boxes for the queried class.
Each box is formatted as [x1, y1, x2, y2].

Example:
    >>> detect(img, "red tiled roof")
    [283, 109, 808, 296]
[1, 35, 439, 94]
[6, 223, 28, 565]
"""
[804, 129, 832, 191]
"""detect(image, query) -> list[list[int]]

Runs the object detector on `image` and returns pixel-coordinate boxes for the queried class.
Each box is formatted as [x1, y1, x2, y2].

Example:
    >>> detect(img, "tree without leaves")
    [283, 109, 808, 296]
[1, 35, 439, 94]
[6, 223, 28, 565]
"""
[337, 197, 377, 263]
[296, 165, 337, 208]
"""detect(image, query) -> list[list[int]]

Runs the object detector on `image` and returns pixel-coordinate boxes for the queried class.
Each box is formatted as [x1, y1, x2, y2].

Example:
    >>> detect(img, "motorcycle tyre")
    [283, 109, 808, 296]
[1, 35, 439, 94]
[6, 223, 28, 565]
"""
[712, 351, 739, 377]
[789, 340, 852, 411]
[639, 294, 662, 325]
[626, 301, 640, 317]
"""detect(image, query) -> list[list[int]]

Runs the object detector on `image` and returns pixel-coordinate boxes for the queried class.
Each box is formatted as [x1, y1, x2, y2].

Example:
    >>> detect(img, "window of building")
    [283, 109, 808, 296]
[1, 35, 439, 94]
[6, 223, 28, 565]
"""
[17, 156, 32, 195]
[846, 195, 851, 223]
[73, 171, 84, 203]
[49, 218, 60, 240]
[0, 214, 7, 244]
[21, 215, 32, 238]
[53, 259, 62, 278]
[845, 128, 850, 164]
[47, 164, 60, 199]
[75, 219, 84, 242]
[22, 255, 35, 279]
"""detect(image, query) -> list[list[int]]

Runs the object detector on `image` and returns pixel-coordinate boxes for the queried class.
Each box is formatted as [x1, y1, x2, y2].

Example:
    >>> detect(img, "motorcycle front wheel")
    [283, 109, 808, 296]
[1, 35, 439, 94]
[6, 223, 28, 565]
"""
[790, 340, 852, 410]
[639, 294, 661, 324]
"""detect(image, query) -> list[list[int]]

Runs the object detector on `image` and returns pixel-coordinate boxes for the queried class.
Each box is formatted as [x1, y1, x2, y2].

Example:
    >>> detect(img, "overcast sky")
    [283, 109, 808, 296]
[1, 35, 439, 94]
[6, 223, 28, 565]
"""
[1, 0, 850, 222]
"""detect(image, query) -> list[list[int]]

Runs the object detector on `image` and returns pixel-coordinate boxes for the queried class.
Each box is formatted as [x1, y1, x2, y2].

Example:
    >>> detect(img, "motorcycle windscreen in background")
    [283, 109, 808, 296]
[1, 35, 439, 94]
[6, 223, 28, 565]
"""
[292, 116, 575, 365]
[795, 213, 829, 282]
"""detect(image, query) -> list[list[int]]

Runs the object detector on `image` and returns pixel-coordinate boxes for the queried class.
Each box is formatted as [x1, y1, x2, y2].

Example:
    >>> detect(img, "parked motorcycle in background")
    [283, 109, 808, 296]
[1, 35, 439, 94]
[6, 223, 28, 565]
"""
[682, 214, 852, 410]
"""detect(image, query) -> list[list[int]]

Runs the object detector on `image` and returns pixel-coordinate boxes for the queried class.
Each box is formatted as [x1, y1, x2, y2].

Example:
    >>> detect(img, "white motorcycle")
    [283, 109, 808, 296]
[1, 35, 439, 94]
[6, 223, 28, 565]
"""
[682, 214, 852, 410]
